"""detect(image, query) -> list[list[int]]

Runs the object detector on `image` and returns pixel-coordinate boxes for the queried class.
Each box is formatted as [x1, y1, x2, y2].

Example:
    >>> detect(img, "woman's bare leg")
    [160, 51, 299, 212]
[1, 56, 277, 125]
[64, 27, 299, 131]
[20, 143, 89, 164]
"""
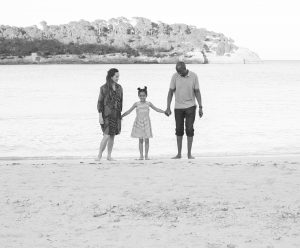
[107, 135, 115, 160]
[97, 134, 110, 160]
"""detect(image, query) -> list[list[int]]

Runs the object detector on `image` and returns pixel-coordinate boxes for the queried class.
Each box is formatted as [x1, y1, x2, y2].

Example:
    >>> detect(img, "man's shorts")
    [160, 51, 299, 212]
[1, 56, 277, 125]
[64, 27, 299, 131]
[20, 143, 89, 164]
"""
[174, 105, 196, 137]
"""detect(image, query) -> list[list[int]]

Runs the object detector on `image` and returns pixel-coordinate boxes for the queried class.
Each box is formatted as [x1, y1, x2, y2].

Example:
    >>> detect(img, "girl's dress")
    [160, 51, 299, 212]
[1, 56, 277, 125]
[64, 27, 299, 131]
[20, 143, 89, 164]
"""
[131, 101, 153, 138]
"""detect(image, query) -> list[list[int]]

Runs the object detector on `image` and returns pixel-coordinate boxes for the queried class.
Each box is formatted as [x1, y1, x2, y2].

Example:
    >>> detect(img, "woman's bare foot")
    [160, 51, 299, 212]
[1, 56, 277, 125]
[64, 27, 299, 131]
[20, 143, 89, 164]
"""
[95, 154, 102, 161]
[188, 154, 195, 159]
[172, 154, 182, 159]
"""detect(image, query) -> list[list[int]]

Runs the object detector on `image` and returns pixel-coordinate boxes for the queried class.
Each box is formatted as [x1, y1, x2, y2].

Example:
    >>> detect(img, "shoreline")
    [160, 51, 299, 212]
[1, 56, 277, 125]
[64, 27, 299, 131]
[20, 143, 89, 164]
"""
[1, 153, 300, 161]
[0, 50, 262, 65]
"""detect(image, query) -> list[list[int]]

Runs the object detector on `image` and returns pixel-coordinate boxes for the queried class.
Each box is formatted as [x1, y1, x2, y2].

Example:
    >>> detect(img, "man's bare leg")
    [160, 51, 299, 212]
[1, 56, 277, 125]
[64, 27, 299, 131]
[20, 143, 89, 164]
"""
[187, 136, 195, 159]
[172, 135, 182, 159]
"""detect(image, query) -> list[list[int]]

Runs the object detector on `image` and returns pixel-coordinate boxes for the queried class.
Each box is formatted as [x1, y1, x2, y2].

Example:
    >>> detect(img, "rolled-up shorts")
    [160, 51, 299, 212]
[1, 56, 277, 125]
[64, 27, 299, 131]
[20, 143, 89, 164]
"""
[174, 105, 196, 137]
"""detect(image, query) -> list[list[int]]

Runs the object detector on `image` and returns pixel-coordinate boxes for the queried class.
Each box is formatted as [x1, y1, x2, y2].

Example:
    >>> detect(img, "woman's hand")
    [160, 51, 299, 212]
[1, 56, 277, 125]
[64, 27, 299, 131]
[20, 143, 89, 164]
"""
[99, 113, 104, 124]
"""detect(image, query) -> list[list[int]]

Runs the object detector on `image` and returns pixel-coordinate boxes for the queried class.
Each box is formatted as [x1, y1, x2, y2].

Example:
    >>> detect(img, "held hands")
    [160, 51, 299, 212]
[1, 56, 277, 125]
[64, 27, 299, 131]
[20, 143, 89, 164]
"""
[165, 108, 172, 117]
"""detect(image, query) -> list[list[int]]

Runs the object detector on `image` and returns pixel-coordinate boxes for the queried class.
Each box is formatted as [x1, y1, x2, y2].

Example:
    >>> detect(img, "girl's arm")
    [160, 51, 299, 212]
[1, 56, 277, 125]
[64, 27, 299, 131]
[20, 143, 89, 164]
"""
[121, 103, 137, 118]
[149, 102, 165, 113]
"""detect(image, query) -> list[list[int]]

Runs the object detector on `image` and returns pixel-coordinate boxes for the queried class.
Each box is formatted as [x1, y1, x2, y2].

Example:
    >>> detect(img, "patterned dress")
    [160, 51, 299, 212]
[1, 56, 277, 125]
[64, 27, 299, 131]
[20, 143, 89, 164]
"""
[131, 102, 153, 138]
[97, 83, 123, 135]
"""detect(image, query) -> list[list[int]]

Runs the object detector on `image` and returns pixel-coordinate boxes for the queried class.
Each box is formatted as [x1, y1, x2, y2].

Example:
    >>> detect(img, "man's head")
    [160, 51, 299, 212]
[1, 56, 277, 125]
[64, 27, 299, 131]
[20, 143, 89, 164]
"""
[176, 61, 188, 77]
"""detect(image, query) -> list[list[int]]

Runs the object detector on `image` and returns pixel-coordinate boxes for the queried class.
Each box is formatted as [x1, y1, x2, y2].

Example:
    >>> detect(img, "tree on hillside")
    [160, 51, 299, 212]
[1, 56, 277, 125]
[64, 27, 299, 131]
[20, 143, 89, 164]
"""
[134, 17, 152, 36]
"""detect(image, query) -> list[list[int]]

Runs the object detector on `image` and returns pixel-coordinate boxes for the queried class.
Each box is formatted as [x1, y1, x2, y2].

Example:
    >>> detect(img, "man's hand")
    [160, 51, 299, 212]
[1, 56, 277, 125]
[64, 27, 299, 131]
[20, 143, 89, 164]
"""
[165, 108, 172, 116]
[99, 113, 104, 124]
[199, 107, 203, 118]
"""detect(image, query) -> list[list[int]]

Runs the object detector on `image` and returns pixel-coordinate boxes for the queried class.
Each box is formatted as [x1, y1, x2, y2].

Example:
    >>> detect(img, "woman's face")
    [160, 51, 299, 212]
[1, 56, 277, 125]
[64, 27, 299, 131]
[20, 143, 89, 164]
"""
[111, 72, 119, 83]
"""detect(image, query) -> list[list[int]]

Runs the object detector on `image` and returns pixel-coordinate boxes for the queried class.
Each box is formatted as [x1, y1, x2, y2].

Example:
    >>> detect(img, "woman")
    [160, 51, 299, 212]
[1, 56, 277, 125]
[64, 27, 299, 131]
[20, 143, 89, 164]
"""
[97, 68, 123, 161]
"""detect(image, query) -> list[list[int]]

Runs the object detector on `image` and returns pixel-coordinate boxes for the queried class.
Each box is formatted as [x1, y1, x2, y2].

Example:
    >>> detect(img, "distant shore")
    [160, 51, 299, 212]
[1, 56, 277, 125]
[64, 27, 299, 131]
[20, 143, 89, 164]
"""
[0, 49, 261, 65]
[0, 54, 204, 65]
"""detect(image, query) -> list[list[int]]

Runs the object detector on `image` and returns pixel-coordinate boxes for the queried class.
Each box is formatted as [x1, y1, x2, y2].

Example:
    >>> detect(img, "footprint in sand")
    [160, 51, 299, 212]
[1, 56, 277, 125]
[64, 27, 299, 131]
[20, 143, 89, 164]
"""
[152, 161, 163, 165]
[130, 162, 144, 166]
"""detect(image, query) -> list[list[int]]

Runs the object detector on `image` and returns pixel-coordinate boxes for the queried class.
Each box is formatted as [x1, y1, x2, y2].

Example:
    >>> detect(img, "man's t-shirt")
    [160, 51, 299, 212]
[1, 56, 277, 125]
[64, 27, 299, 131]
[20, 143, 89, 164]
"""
[169, 70, 199, 109]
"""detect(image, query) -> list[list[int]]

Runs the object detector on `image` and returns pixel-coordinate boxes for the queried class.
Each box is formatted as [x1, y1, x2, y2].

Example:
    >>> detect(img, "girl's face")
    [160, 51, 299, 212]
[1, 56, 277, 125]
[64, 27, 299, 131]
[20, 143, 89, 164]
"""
[138, 91, 147, 102]
[111, 72, 119, 83]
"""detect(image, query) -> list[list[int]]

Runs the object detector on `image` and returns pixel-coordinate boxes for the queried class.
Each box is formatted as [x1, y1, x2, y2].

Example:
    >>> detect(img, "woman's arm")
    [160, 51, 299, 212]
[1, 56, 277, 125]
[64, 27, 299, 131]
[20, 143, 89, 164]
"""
[97, 87, 104, 113]
[149, 102, 165, 113]
[121, 103, 136, 118]
[120, 85, 123, 112]
[97, 87, 104, 124]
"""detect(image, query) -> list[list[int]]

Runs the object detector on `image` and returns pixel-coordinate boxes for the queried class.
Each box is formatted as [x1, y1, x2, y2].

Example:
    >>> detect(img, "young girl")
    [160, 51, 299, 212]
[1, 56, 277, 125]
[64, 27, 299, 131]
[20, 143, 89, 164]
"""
[121, 86, 165, 160]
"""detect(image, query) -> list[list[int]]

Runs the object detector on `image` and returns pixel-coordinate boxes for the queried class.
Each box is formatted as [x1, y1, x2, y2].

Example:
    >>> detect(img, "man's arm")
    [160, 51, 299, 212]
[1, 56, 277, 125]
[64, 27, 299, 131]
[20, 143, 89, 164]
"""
[194, 89, 203, 118]
[166, 88, 175, 116]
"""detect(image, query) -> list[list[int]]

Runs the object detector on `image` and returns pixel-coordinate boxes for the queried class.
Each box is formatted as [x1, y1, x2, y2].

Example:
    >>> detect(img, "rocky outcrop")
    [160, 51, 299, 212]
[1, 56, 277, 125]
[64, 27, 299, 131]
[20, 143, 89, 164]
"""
[0, 17, 261, 63]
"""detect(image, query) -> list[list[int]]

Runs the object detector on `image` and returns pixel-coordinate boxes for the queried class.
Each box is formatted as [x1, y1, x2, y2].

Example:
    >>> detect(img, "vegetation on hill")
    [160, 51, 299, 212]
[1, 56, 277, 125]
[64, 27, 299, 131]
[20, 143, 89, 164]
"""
[0, 17, 237, 59]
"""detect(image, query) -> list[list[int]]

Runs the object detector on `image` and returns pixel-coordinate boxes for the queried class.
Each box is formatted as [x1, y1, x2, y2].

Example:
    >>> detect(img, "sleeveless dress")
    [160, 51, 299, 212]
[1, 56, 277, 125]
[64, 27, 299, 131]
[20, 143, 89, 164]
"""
[131, 102, 153, 138]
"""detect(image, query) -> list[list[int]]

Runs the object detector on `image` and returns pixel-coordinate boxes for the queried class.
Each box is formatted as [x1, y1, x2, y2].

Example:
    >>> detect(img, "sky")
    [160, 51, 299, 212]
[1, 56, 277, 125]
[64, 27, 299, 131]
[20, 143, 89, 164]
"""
[1, 0, 299, 60]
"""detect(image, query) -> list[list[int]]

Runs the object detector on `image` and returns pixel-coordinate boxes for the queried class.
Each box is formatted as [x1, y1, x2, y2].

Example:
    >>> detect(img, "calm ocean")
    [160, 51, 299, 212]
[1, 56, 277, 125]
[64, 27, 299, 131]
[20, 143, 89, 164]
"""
[1, 62, 300, 158]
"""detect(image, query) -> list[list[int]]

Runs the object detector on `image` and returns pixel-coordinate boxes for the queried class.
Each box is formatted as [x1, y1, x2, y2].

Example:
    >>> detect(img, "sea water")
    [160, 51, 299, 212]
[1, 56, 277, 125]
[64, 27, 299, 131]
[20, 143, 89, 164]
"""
[1, 62, 300, 158]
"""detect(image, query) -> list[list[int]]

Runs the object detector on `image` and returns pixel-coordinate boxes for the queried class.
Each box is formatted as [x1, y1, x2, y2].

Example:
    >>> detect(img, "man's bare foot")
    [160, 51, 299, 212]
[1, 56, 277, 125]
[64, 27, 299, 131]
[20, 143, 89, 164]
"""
[107, 157, 115, 161]
[138, 156, 144, 160]
[145, 156, 150, 160]
[188, 155, 195, 159]
[172, 154, 182, 159]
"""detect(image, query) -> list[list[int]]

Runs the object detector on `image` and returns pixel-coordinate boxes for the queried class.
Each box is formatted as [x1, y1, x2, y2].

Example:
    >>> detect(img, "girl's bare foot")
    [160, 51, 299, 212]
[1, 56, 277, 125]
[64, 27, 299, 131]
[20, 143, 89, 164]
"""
[145, 156, 150, 160]
[188, 155, 195, 159]
[107, 157, 115, 161]
[172, 154, 182, 159]
[138, 156, 144, 160]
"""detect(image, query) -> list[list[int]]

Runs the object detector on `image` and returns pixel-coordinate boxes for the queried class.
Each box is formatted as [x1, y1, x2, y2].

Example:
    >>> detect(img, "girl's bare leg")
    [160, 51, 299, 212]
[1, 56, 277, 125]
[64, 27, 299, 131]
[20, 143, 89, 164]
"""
[145, 138, 150, 160]
[97, 134, 110, 160]
[107, 135, 115, 160]
[139, 138, 144, 159]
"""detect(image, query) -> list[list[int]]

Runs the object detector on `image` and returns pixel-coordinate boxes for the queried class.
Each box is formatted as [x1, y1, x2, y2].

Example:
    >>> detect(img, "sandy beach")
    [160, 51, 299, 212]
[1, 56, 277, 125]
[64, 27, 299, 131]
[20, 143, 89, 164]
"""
[1, 155, 300, 248]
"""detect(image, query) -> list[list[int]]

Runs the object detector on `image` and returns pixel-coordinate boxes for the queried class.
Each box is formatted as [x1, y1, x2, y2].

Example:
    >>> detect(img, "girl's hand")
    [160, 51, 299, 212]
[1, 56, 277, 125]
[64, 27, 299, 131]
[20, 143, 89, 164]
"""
[99, 113, 104, 125]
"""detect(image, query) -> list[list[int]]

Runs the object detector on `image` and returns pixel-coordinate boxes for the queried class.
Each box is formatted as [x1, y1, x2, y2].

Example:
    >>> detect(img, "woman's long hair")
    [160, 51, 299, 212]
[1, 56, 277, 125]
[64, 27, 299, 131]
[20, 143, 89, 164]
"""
[105, 68, 119, 99]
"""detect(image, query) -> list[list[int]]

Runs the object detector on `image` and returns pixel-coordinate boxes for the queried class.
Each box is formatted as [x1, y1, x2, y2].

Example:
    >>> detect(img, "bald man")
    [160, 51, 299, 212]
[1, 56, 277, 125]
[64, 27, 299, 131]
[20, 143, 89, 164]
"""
[165, 62, 203, 159]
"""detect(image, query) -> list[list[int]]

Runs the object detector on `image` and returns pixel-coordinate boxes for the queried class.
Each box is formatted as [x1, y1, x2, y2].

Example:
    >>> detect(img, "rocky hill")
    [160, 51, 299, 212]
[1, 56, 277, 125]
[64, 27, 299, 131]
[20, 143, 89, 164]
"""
[0, 17, 260, 64]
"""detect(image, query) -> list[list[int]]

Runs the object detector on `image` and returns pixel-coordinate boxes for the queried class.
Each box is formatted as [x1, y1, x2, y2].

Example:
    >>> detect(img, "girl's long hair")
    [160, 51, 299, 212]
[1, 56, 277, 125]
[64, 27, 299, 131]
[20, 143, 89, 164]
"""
[105, 68, 119, 98]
